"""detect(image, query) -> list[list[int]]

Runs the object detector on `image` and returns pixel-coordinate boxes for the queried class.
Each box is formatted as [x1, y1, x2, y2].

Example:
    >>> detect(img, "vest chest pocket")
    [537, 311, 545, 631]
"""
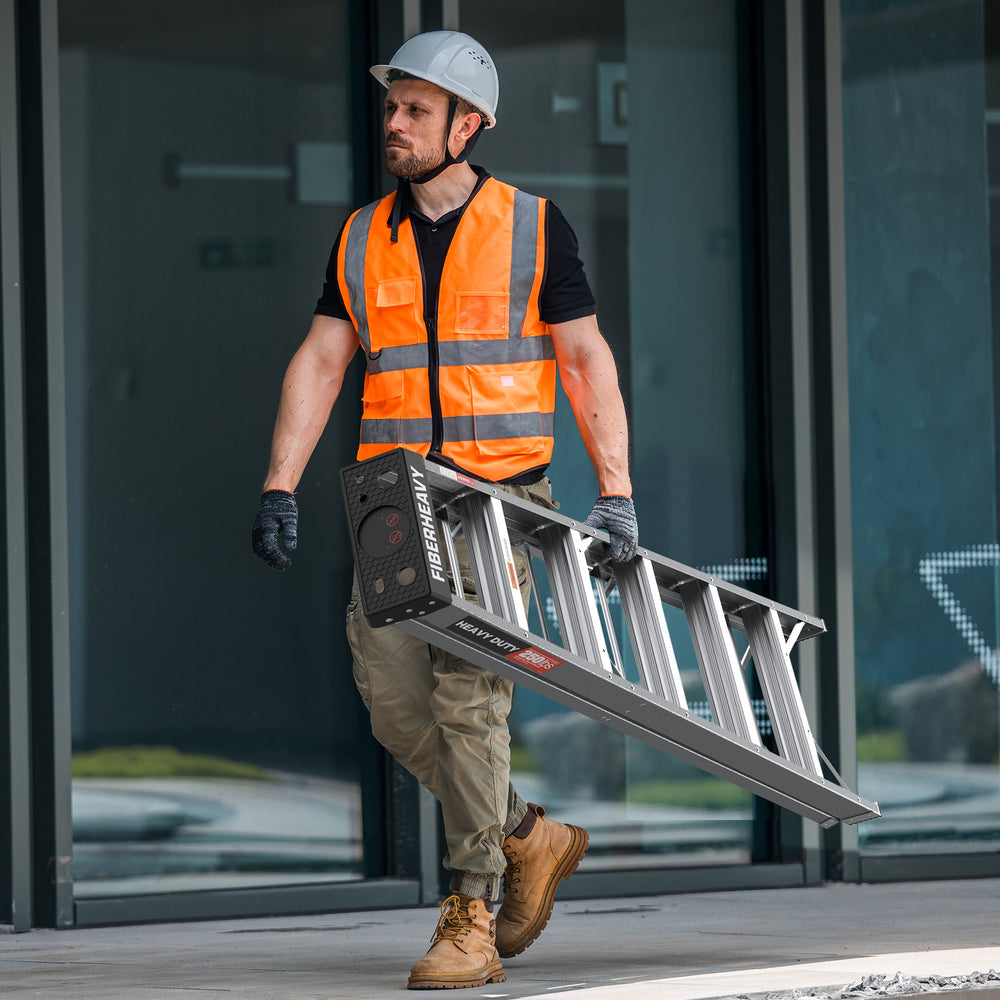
[376, 276, 416, 308]
[373, 278, 418, 350]
[456, 293, 509, 337]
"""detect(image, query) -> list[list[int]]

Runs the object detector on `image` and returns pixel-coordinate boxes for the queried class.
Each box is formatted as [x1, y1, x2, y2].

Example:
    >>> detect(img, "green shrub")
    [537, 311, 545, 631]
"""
[856, 729, 908, 762]
[71, 745, 270, 781]
[508, 746, 538, 774]
[626, 778, 751, 810]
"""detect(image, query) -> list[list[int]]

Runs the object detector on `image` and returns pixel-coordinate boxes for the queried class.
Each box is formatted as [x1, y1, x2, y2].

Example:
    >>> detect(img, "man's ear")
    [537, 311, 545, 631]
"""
[455, 111, 483, 143]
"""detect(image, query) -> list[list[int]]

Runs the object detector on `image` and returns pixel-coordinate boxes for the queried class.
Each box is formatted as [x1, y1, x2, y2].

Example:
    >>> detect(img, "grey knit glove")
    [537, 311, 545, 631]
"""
[585, 495, 638, 563]
[252, 490, 298, 570]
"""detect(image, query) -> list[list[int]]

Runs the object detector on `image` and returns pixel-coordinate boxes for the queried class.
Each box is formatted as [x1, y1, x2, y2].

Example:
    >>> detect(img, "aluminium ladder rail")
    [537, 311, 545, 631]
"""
[341, 448, 880, 828]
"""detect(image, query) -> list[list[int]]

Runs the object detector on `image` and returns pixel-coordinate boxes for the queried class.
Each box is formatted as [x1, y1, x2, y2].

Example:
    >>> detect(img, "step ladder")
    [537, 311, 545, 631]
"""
[341, 448, 881, 828]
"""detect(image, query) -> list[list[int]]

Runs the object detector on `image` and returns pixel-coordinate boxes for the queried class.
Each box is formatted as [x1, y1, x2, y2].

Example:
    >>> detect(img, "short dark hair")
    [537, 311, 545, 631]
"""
[455, 96, 480, 121]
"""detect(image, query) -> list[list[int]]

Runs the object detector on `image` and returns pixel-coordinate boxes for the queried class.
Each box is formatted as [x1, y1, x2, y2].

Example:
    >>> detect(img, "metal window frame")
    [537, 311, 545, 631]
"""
[758, 0, 861, 883]
[1, 0, 75, 931]
[1, 0, 35, 936]
[802, 0, 861, 884]
[21, 0, 75, 929]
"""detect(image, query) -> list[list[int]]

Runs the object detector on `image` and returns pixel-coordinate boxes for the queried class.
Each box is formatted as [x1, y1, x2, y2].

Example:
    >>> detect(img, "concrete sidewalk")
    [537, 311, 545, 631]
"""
[1, 878, 998, 999]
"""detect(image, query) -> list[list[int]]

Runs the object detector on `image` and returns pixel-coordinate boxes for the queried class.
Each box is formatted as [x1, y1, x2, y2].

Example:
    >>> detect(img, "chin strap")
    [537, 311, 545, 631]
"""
[390, 96, 486, 243]
[390, 177, 407, 244]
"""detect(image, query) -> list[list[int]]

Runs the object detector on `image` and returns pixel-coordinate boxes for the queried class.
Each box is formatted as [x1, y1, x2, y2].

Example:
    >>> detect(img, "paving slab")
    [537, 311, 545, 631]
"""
[1, 879, 998, 999]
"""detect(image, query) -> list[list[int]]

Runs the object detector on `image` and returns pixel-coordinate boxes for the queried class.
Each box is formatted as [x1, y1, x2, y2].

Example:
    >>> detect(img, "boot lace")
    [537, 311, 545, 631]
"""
[430, 894, 476, 943]
[501, 843, 523, 897]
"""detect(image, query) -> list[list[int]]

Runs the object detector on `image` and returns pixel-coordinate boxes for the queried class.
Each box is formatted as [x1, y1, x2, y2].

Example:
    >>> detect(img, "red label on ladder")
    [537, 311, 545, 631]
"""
[506, 647, 562, 673]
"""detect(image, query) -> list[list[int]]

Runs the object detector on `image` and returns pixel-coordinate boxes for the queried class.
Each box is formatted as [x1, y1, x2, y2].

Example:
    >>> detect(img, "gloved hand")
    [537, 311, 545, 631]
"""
[584, 495, 638, 562]
[252, 490, 298, 570]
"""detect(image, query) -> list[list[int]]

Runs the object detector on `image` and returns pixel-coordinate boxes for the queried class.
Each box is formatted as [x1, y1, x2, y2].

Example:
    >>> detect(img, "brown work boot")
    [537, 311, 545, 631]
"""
[407, 893, 506, 990]
[495, 803, 589, 958]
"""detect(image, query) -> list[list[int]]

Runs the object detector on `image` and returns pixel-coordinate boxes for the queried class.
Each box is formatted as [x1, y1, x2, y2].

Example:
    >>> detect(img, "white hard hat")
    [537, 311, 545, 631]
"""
[371, 31, 499, 128]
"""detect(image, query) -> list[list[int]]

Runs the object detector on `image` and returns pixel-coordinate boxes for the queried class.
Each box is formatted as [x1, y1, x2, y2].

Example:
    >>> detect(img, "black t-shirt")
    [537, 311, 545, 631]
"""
[314, 167, 597, 325]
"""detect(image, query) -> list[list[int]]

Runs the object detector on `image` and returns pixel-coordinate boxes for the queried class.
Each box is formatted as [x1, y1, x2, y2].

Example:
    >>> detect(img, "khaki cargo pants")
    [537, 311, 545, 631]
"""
[346, 476, 557, 901]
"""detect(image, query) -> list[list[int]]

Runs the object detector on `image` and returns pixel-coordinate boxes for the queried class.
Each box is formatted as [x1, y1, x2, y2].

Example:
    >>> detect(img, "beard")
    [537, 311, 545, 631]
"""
[384, 141, 444, 179]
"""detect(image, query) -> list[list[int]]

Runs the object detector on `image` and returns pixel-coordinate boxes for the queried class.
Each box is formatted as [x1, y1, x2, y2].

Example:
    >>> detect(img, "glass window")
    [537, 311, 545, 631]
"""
[459, 0, 766, 870]
[59, 0, 368, 897]
[842, 0, 1000, 857]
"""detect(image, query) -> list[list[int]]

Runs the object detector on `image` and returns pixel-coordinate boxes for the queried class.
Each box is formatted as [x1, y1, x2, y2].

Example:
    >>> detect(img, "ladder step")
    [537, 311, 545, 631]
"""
[458, 490, 528, 630]
[615, 557, 687, 707]
[678, 579, 762, 746]
[537, 524, 613, 674]
[744, 604, 822, 776]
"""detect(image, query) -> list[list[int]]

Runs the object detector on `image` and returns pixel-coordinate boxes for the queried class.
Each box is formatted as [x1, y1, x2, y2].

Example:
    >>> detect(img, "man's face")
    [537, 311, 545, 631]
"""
[383, 78, 453, 178]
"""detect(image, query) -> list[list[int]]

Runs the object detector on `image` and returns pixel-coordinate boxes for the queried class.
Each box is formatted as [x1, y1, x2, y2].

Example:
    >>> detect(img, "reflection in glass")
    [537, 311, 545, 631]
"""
[842, 0, 1000, 855]
[59, 0, 366, 896]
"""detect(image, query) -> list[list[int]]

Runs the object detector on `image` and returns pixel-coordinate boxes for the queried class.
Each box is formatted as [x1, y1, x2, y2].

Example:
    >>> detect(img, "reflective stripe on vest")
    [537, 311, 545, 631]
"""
[509, 187, 540, 340]
[365, 335, 555, 375]
[339, 178, 556, 480]
[360, 412, 556, 446]
[342, 200, 379, 355]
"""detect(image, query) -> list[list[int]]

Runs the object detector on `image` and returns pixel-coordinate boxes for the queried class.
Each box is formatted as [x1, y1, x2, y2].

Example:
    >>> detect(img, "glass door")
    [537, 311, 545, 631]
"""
[59, 0, 370, 900]
[458, 0, 768, 872]
[842, 0, 1000, 861]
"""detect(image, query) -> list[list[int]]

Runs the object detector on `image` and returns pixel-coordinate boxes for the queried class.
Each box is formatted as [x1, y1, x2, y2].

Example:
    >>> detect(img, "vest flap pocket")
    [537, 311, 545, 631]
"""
[456, 292, 509, 336]
[376, 277, 416, 309]
[467, 368, 545, 457]
[362, 369, 404, 403]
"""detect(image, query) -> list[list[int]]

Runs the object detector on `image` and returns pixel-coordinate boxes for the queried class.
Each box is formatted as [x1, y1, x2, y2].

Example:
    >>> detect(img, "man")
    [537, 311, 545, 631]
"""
[252, 31, 638, 991]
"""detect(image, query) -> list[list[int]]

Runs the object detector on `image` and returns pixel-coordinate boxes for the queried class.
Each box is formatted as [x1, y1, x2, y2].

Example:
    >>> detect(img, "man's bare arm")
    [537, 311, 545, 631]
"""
[262, 314, 360, 493]
[550, 314, 632, 497]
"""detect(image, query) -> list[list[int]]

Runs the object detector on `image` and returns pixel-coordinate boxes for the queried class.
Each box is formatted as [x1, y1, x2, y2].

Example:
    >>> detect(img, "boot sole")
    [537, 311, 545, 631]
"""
[407, 961, 507, 990]
[497, 824, 589, 959]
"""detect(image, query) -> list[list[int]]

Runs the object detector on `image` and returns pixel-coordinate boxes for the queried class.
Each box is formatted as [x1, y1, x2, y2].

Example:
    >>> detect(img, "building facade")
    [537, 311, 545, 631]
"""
[2, 0, 998, 930]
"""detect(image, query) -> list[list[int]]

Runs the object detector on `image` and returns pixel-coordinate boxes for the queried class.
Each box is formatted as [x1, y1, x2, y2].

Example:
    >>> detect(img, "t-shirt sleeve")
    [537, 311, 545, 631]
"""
[314, 220, 352, 321]
[539, 201, 597, 325]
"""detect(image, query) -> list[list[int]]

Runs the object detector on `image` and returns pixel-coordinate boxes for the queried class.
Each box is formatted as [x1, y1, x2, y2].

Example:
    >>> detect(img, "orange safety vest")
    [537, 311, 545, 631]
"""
[337, 177, 555, 482]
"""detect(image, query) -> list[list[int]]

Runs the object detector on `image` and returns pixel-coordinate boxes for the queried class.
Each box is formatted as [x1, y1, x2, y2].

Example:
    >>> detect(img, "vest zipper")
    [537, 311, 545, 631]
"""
[426, 315, 443, 452]
[417, 249, 445, 453]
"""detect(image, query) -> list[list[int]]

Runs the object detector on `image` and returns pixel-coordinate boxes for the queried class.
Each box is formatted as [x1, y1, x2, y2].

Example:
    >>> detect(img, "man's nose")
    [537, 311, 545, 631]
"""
[385, 109, 405, 133]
